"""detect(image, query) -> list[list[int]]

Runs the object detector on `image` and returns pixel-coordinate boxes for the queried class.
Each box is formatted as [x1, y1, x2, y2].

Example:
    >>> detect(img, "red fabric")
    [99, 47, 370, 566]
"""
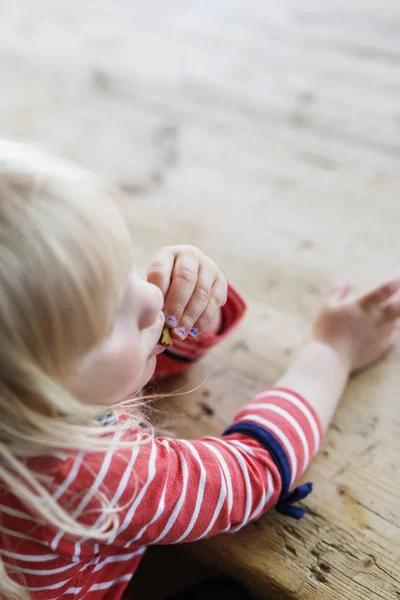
[0, 286, 323, 600]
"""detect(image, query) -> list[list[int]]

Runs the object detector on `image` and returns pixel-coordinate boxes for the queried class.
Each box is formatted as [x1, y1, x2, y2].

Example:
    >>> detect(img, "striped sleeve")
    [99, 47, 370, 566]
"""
[223, 387, 323, 519]
[152, 283, 246, 380]
[50, 388, 322, 555]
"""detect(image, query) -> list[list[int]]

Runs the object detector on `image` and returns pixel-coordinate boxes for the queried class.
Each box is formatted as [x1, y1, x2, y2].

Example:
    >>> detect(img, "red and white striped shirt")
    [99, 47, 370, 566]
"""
[0, 286, 322, 599]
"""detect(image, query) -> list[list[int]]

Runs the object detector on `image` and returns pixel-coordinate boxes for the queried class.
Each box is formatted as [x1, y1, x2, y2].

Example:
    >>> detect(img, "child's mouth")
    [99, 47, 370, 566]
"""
[150, 326, 173, 357]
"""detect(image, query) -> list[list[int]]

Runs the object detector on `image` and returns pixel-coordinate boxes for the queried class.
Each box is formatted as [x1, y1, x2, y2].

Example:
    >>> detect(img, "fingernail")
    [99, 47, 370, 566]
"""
[190, 328, 199, 337]
[166, 316, 177, 326]
[175, 327, 186, 339]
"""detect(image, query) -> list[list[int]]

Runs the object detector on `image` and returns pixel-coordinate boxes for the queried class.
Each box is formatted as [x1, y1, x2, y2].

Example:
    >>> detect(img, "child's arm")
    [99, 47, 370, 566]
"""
[54, 273, 400, 557]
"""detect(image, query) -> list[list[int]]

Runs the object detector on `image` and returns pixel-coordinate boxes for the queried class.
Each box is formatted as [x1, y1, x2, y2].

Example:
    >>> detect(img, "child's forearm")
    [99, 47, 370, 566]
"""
[276, 341, 350, 432]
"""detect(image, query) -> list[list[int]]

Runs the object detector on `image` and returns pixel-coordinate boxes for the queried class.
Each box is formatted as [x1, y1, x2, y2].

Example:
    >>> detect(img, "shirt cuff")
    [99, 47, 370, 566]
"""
[223, 387, 323, 519]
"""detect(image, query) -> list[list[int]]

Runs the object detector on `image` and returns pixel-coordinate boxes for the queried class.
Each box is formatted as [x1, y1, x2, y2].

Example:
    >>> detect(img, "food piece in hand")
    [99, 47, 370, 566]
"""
[159, 326, 173, 347]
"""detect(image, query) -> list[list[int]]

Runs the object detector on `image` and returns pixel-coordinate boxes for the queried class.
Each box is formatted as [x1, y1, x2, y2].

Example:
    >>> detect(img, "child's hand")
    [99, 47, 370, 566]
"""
[147, 246, 228, 339]
[313, 274, 400, 372]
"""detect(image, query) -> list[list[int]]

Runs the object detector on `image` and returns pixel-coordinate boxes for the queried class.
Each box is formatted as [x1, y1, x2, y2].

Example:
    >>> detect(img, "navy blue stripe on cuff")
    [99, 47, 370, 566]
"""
[223, 422, 291, 496]
[223, 421, 312, 519]
[162, 349, 199, 363]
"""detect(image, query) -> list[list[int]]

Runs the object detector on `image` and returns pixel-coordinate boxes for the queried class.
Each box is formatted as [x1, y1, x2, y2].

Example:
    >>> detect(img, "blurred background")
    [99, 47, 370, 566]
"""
[0, 0, 399, 317]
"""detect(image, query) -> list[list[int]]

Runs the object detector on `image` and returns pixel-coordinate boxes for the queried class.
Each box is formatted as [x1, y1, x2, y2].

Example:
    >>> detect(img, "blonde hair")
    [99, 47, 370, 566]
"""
[0, 139, 150, 599]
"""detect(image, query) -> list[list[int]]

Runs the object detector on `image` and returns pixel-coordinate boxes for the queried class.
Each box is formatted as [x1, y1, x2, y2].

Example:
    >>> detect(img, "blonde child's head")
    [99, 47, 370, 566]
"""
[0, 139, 164, 599]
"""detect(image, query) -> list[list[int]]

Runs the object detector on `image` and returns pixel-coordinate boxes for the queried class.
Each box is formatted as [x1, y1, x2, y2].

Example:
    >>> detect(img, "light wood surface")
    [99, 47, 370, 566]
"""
[1, 1, 399, 598]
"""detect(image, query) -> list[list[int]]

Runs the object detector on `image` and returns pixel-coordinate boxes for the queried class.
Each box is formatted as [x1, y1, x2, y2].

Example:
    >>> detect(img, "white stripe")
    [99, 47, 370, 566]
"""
[32, 472, 55, 483]
[73, 541, 81, 561]
[214, 441, 275, 526]
[202, 441, 233, 518]
[89, 573, 133, 591]
[93, 548, 145, 573]
[52, 451, 85, 501]
[126, 482, 166, 545]
[0, 549, 58, 562]
[53, 434, 122, 552]
[83, 443, 141, 542]
[0, 503, 34, 521]
[229, 440, 256, 456]
[28, 576, 73, 591]
[172, 441, 207, 543]
[216, 439, 253, 526]
[238, 414, 298, 486]
[248, 469, 274, 523]
[50, 452, 70, 461]
[0, 526, 41, 543]
[79, 555, 101, 573]
[104, 444, 141, 508]
[13, 561, 80, 576]
[48, 586, 83, 600]
[195, 462, 227, 540]
[245, 403, 310, 473]
[72, 432, 122, 516]
[150, 445, 189, 544]
[126, 441, 170, 546]
[49, 452, 86, 552]
[254, 390, 320, 451]
[111, 440, 158, 545]
[72, 553, 81, 563]
[229, 469, 274, 533]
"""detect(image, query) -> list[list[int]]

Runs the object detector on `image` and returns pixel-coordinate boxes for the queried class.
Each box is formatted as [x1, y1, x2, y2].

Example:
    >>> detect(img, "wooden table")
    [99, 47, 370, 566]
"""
[132, 301, 400, 600]
[1, 1, 399, 597]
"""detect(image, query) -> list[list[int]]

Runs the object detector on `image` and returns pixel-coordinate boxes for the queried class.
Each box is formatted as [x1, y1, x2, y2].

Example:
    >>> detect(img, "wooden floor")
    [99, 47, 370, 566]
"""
[1, 1, 400, 598]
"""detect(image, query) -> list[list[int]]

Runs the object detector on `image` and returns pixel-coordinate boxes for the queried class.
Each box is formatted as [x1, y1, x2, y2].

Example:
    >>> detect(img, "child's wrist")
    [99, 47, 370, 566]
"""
[310, 336, 353, 375]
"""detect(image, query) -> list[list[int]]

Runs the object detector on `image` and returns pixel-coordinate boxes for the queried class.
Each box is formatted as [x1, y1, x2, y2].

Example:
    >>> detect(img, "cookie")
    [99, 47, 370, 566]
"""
[159, 326, 173, 347]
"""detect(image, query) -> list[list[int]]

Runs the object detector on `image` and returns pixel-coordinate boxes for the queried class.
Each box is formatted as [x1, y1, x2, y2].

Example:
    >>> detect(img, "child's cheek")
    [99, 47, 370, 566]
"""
[121, 346, 150, 390]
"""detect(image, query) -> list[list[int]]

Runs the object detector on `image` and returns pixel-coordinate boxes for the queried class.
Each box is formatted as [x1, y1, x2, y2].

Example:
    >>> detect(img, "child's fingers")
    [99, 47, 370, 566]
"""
[175, 265, 214, 337]
[147, 248, 175, 297]
[382, 324, 399, 352]
[390, 320, 400, 348]
[359, 274, 400, 312]
[380, 290, 400, 321]
[191, 277, 228, 334]
[163, 251, 199, 327]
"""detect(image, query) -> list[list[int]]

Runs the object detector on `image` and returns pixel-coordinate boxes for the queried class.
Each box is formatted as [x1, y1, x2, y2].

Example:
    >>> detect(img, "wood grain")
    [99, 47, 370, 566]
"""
[0, 1, 399, 597]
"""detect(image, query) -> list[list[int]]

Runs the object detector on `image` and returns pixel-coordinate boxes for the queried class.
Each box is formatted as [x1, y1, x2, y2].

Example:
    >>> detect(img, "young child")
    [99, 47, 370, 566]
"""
[0, 139, 399, 600]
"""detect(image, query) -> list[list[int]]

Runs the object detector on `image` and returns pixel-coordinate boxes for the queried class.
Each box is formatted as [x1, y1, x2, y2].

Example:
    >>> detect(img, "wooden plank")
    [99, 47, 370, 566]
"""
[0, 1, 399, 597]
[152, 303, 400, 599]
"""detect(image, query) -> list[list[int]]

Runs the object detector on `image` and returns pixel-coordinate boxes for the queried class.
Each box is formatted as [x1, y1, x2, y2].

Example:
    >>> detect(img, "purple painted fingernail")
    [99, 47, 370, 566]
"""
[190, 328, 199, 337]
[175, 327, 186, 339]
[166, 316, 177, 326]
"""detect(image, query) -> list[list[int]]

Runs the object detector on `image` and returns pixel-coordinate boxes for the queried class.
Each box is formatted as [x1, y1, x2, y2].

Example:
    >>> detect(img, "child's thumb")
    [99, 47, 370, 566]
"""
[328, 275, 352, 301]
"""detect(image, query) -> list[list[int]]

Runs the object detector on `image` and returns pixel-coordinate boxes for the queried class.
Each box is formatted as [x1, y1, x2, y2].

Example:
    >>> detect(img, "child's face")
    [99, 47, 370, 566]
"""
[68, 268, 165, 406]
